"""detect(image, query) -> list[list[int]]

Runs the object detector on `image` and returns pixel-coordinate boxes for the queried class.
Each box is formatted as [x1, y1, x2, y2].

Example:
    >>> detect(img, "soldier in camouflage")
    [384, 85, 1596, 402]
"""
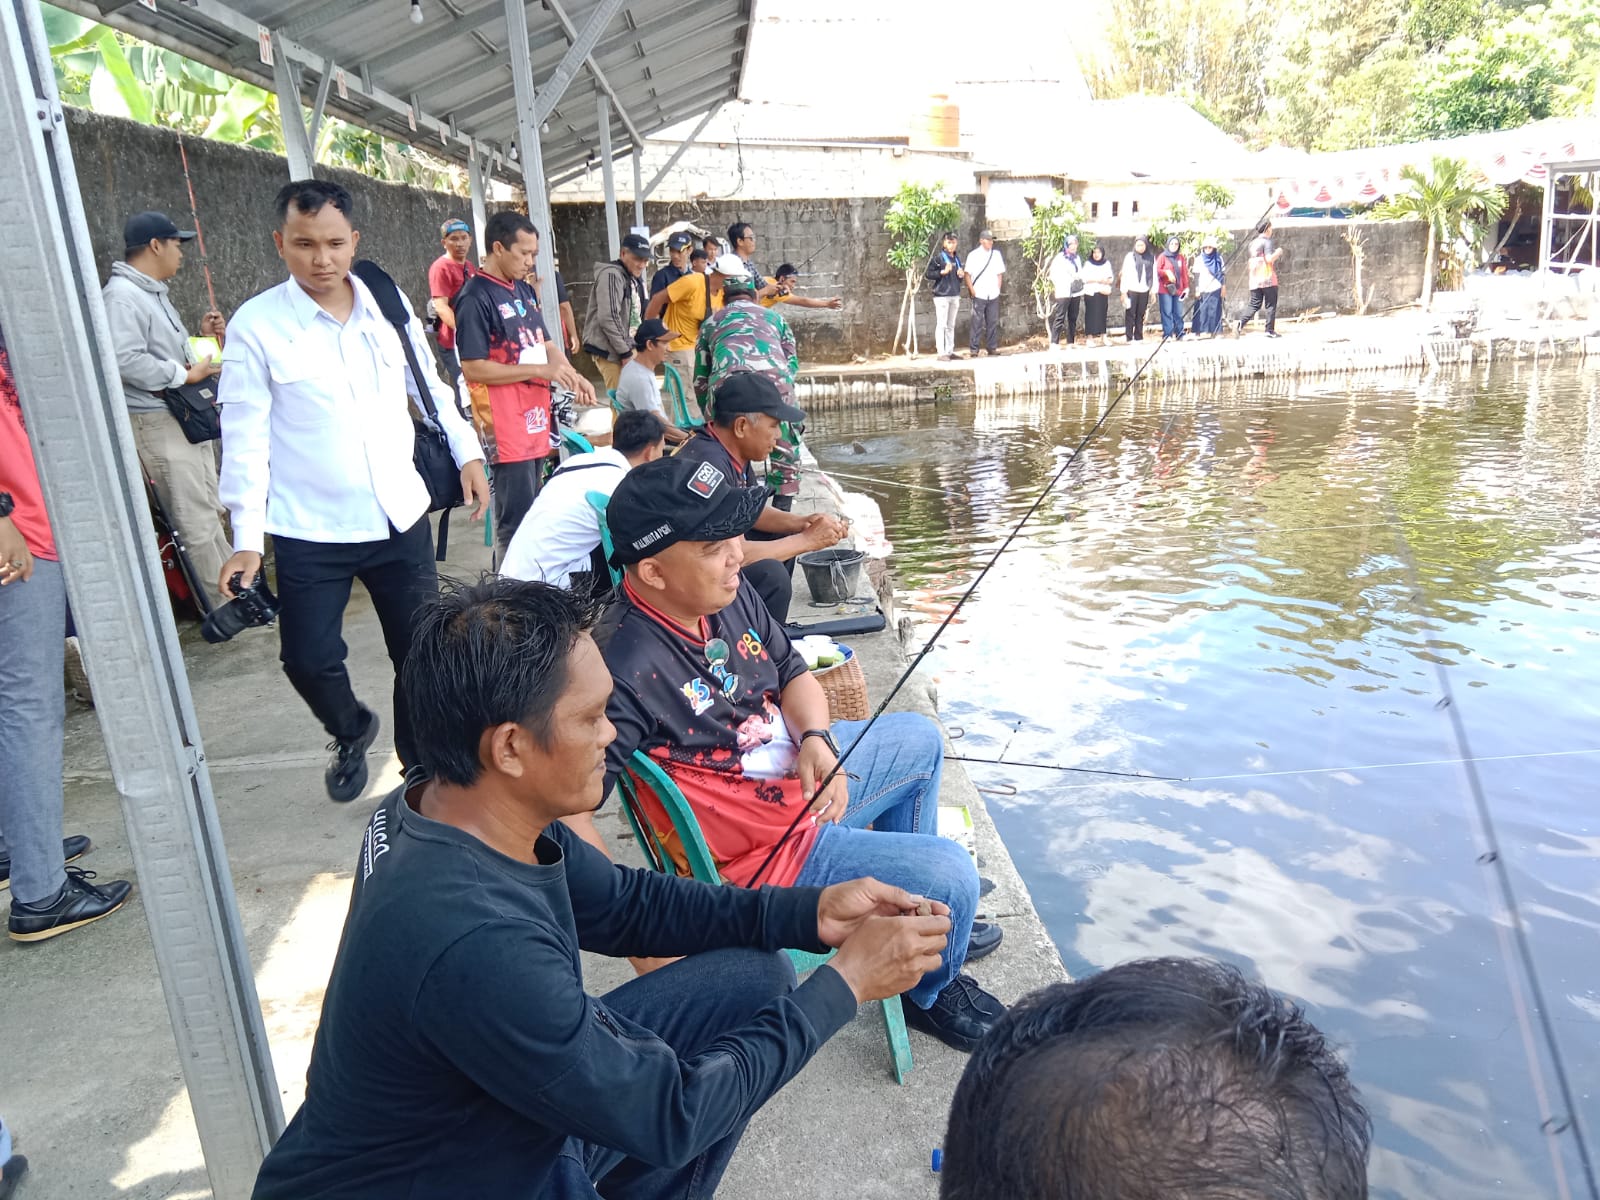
[693, 259, 803, 502]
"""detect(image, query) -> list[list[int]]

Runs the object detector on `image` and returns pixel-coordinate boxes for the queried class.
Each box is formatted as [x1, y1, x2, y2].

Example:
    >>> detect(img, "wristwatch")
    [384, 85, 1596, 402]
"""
[0, 492, 13, 519]
[800, 728, 839, 757]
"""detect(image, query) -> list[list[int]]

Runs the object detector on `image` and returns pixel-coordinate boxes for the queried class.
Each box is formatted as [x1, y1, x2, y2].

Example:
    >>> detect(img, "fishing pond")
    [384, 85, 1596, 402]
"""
[807, 359, 1600, 1199]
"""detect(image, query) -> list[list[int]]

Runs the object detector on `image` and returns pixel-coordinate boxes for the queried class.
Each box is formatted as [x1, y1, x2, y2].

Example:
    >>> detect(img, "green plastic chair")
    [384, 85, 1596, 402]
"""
[607, 387, 622, 416]
[560, 428, 594, 456]
[662, 364, 703, 429]
[614, 749, 914, 1085]
[584, 490, 623, 589]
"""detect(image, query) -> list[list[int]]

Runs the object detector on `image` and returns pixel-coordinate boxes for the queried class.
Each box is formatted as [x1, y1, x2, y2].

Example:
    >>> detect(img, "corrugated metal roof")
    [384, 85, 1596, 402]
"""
[57, 0, 751, 181]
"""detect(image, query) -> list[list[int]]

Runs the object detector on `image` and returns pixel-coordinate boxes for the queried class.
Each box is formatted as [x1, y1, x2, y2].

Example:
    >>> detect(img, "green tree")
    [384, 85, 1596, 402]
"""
[1019, 191, 1092, 329]
[1376, 155, 1507, 307]
[885, 182, 962, 357]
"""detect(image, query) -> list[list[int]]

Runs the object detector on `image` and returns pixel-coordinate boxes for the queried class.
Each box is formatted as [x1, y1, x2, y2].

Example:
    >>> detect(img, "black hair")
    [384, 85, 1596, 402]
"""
[274, 179, 354, 226]
[613, 410, 667, 456]
[690, 248, 709, 263]
[703, 235, 720, 249]
[1258, 220, 1274, 234]
[943, 230, 959, 241]
[775, 262, 798, 278]
[728, 221, 754, 247]
[402, 578, 599, 786]
[485, 210, 537, 254]
[941, 957, 1371, 1200]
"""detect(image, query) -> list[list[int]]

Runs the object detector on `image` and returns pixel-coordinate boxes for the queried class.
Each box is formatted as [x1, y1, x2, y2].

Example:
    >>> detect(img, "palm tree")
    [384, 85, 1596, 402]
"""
[1377, 155, 1508, 309]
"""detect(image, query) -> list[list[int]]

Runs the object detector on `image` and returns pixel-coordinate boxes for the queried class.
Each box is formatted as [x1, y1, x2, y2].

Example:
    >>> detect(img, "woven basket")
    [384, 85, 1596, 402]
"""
[812, 647, 869, 721]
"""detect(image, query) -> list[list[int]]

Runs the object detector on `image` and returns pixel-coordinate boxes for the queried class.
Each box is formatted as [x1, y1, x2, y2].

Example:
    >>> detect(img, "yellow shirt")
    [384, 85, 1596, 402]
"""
[758, 277, 794, 309]
[662, 272, 724, 350]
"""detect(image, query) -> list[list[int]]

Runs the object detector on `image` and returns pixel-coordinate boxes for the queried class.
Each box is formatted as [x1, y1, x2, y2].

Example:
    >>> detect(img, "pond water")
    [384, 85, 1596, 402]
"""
[807, 361, 1600, 1200]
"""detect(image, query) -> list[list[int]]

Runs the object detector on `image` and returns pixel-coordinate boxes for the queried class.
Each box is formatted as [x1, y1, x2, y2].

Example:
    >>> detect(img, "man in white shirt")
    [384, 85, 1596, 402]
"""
[965, 230, 1006, 357]
[499, 409, 668, 599]
[217, 180, 489, 804]
[613, 318, 688, 445]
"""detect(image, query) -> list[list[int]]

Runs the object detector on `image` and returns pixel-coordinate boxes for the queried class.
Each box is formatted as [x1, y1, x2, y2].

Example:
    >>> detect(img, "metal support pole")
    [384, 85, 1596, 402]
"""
[632, 146, 645, 231]
[0, 4, 284, 1198]
[643, 104, 722, 200]
[504, 0, 561, 326]
[270, 30, 314, 178]
[306, 54, 334, 148]
[597, 94, 619, 260]
[468, 145, 490, 261]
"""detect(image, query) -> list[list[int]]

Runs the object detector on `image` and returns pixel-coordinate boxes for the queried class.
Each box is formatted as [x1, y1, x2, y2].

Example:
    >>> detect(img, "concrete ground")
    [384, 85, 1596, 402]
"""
[0, 482, 1066, 1199]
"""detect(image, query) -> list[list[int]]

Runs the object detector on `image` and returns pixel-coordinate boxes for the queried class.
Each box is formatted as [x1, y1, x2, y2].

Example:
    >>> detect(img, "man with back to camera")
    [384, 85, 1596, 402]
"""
[613, 318, 689, 445]
[583, 454, 1007, 1051]
[499, 409, 669, 600]
[966, 229, 1005, 356]
[671, 373, 845, 625]
[582, 232, 651, 392]
[217, 179, 490, 804]
[455, 210, 595, 552]
[250, 576, 953, 1199]
[643, 249, 726, 385]
[650, 231, 696, 296]
[426, 217, 475, 392]
[939, 957, 1372, 1200]
[103, 209, 234, 610]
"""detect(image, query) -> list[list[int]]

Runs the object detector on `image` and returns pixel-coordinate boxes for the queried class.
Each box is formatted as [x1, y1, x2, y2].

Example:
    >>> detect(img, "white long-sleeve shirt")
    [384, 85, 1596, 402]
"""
[219, 274, 483, 552]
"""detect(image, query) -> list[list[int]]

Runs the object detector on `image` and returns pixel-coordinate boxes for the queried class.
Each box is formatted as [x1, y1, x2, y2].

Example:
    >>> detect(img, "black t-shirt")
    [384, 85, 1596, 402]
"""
[650, 264, 688, 296]
[251, 779, 851, 1199]
[674, 427, 759, 487]
[598, 579, 820, 886]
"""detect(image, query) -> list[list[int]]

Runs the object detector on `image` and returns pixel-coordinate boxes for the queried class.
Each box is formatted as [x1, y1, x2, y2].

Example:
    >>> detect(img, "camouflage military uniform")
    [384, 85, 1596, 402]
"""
[693, 297, 803, 497]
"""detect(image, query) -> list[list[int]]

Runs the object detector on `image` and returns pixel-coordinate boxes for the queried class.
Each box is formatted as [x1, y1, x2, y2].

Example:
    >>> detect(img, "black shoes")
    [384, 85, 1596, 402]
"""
[326, 705, 380, 803]
[0, 834, 90, 893]
[903, 973, 1006, 1052]
[8, 866, 133, 943]
[965, 920, 1003, 963]
[0, 1153, 28, 1200]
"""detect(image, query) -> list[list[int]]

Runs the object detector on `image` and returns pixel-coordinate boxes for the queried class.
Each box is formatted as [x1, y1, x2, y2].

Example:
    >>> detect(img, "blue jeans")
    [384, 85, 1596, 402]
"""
[1158, 292, 1185, 337]
[551, 948, 797, 1199]
[1192, 290, 1223, 335]
[0, 558, 68, 905]
[793, 712, 976, 1008]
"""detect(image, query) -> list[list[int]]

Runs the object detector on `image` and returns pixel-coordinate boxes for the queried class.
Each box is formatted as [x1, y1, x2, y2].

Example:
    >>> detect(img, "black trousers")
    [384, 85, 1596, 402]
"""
[1241, 285, 1278, 333]
[492, 457, 546, 553]
[273, 517, 438, 769]
[1124, 292, 1150, 340]
[1049, 296, 1082, 345]
[969, 296, 1000, 352]
[744, 493, 798, 625]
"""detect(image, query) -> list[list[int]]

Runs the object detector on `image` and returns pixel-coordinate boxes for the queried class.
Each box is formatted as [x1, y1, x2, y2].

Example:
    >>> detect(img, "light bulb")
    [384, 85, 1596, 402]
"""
[408, 0, 423, 23]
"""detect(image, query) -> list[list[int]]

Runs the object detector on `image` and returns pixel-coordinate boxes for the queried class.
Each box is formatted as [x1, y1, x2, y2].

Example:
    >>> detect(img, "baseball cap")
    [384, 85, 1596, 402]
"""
[711, 252, 747, 277]
[667, 231, 694, 250]
[621, 233, 652, 256]
[440, 218, 471, 237]
[979, 228, 995, 240]
[713, 372, 806, 424]
[124, 211, 195, 249]
[633, 318, 672, 350]
[607, 456, 771, 565]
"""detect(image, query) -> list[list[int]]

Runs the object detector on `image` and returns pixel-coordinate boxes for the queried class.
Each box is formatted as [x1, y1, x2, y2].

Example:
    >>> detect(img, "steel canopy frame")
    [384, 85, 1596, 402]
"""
[0, 3, 283, 1198]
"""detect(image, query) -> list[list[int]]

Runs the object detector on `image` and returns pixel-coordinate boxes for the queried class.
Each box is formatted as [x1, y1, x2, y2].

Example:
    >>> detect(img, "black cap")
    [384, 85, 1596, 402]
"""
[124, 211, 195, 249]
[667, 231, 694, 250]
[607, 456, 770, 565]
[633, 318, 671, 350]
[620, 233, 651, 256]
[713, 372, 806, 424]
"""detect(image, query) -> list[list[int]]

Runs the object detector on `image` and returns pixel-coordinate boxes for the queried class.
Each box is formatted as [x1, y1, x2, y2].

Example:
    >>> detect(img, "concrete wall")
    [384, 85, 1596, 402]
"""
[551, 193, 993, 363]
[63, 109, 468, 324]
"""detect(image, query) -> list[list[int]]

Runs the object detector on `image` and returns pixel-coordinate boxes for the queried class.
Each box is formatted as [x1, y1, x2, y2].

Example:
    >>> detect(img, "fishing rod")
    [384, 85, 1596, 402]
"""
[1387, 509, 1599, 1200]
[743, 206, 1280, 887]
[176, 133, 219, 314]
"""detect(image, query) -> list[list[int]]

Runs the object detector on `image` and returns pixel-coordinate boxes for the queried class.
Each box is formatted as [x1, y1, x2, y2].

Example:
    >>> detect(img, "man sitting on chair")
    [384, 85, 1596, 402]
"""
[499, 410, 669, 602]
[578, 455, 1008, 1052]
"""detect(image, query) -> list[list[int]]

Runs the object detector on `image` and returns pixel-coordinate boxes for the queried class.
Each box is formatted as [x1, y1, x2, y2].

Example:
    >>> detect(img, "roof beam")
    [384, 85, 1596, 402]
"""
[471, 70, 733, 153]
[543, 0, 642, 146]
[533, 0, 628, 125]
[643, 103, 721, 197]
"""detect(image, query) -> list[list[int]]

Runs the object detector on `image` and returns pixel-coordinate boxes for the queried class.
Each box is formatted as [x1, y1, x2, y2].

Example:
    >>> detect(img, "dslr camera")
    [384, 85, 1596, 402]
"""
[201, 571, 280, 644]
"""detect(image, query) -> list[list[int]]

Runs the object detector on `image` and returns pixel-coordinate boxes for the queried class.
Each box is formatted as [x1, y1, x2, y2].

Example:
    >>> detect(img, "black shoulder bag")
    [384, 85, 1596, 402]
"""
[163, 377, 223, 444]
[351, 260, 465, 560]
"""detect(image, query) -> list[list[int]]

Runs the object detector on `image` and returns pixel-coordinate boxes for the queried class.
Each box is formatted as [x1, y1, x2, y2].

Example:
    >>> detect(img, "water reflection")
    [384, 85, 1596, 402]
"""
[809, 362, 1600, 1200]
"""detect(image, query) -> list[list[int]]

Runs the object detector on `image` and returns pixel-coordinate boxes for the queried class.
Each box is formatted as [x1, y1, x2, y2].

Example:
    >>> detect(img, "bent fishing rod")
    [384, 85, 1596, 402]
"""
[743, 206, 1278, 888]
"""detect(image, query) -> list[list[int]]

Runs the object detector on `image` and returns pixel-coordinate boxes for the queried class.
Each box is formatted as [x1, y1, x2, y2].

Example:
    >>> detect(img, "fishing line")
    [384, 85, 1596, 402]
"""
[1387, 508, 1599, 1200]
[798, 464, 964, 497]
[946, 755, 1182, 781]
[743, 206, 1280, 887]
